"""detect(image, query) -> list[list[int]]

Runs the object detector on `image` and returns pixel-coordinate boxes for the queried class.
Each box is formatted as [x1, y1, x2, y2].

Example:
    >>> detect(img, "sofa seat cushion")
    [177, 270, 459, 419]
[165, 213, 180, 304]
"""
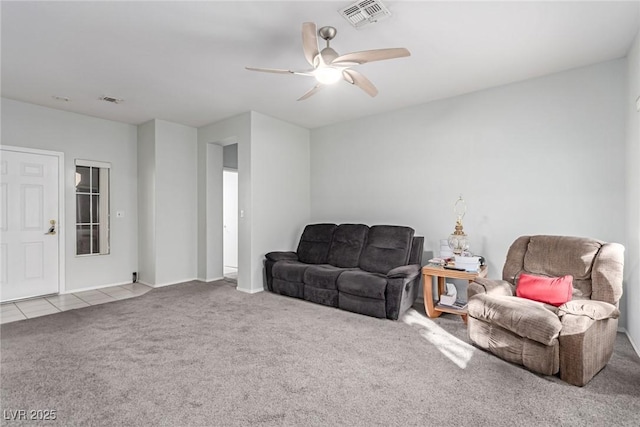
[337, 270, 387, 300]
[468, 294, 562, 346]
[272, 261, 310, 283]
[304, 265, 350, 290]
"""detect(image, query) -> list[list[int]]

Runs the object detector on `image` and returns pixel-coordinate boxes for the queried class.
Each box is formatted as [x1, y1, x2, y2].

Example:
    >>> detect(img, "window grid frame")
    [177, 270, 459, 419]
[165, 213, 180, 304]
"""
[75, 165, 101, 256]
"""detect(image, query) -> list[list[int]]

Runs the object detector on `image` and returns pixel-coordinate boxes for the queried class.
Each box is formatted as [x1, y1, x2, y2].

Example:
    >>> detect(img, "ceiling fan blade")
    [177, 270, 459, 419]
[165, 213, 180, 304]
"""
[342, 69, 378, 97]
[245, 66, 314, 76]
[332, 48, 410, 66]
[297, 84, 324, 101]
[302, 22, 319, 67]
[245, 66, 294, 74]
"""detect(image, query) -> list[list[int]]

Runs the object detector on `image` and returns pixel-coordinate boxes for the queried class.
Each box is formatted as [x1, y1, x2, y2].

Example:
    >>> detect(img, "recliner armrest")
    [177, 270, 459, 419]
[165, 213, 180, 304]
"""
[559, 300, 619, 322]
[265, 251, 299, 262]
[387, 264, 420, 280]
[558, 299, 620, 386]
[468, 277, 515, 299]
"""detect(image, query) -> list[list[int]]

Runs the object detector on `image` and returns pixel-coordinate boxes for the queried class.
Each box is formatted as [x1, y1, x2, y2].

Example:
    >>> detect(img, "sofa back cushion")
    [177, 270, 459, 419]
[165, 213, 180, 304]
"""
[523, 236, 601, 281]
[327, 224, 369, 268]
[506, 235, 604, 301]
[359, 225, 414, 274]
[297, 223, 337, 264]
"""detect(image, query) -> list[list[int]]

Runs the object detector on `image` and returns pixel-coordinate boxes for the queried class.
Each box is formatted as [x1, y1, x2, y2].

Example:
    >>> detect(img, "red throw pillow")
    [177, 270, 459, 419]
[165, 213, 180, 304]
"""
[516, 273, 573, 307]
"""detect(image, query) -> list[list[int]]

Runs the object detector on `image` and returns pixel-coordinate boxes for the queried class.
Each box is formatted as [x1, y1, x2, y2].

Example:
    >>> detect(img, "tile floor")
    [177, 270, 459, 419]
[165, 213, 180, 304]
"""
[0, 283, 152, 325]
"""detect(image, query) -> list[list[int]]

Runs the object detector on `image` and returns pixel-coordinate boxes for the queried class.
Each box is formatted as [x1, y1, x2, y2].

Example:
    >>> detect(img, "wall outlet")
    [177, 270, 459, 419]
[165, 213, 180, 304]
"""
[132, 272, 138, 283]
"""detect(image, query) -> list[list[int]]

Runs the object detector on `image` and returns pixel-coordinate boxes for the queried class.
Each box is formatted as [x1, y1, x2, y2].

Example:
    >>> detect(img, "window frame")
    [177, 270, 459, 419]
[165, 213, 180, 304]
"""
[75, 159, 110, 256]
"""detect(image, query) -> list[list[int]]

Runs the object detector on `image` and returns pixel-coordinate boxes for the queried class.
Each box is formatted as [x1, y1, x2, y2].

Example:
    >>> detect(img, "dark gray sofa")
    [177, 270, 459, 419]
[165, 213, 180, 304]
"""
[264, 224, 424, 320]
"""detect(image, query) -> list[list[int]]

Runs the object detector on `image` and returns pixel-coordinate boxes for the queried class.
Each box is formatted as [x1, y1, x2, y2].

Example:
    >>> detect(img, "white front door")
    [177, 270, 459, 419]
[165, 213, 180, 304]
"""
[1, 148, 60, 302]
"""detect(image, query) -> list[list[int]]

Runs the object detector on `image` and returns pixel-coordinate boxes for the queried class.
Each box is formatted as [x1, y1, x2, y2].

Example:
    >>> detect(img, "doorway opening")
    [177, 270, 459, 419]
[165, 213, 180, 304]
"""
[223, 144, 238, 283]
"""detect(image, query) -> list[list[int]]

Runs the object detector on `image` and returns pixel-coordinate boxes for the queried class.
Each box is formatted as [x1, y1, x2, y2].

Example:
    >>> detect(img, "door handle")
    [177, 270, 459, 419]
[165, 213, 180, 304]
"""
[45, 219, 56, 235]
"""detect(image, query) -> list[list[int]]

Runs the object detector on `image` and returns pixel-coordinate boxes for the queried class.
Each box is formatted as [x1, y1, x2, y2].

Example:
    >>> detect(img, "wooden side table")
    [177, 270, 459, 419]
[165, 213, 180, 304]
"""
[421, 265, 488, 324]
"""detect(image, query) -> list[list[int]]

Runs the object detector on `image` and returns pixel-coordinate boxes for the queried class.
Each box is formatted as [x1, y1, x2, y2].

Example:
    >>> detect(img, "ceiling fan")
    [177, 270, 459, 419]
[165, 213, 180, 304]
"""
[246, 22, 410, 101]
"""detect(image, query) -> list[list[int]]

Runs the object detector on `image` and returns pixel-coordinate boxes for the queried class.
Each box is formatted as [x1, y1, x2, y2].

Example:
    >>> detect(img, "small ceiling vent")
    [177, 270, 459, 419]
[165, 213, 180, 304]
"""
[339, 0, 391, 29]
[100, 95, 124, 104]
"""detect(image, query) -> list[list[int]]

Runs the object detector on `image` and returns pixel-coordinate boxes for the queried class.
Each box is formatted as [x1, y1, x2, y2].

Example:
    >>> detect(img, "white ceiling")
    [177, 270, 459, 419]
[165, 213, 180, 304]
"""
[2, 1, 639, 130]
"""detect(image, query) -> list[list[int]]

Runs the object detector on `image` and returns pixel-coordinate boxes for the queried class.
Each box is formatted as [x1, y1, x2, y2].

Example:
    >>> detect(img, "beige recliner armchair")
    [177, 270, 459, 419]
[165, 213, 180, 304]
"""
[467, 235, 624, 386]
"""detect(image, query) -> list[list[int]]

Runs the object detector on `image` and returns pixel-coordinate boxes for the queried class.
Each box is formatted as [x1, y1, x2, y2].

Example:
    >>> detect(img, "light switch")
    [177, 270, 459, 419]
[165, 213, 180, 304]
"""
[636, 96, 640, 112]
[116, 211, 125, 218]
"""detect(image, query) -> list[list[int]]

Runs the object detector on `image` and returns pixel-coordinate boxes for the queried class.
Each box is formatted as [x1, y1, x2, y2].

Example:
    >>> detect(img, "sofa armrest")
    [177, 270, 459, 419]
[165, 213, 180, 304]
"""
[265, 251, 298, 262]
[468, 294, 562, 346]
[385, 270, 421, 320]
[558, 300, 620, 386]
[559, 300, 619, 323]
[558, 300, 619, 352]
[387, 264, 420, 280]
[468, 278, 515, 299]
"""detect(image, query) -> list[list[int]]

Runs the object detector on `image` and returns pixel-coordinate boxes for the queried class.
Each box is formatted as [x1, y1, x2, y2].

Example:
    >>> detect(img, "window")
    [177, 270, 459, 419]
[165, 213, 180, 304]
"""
[75, 160, 110, 255]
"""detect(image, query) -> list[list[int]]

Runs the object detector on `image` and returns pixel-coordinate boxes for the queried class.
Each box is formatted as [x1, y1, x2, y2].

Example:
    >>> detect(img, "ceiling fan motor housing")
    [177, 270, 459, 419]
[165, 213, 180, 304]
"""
[318, 26, 337, 42]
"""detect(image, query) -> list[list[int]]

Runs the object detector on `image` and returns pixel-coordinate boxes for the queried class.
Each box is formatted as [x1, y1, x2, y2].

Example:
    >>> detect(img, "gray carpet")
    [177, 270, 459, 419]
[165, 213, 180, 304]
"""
[1, 280, 639, 426]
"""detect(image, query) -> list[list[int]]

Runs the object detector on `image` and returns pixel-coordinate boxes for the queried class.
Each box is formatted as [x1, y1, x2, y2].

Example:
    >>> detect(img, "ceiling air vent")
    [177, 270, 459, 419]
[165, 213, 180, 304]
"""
[339, 0, 391, 29]
[100, 95, 124, 104]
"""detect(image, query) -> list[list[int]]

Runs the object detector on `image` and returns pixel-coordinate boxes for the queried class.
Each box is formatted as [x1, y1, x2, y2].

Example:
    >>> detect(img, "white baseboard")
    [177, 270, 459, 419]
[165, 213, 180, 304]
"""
[149, 278, 199, 288]
[205, 276, 224, 282]
[62, 281, 134, 294]
[237, 287, 264, 294]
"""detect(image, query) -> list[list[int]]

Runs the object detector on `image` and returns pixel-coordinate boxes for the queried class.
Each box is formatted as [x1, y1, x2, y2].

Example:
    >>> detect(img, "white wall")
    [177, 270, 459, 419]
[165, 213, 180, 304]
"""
[198, 111, 310, 293]
[137, 119, 198, 287]
[198, 113, 252, 290]
[154, 120, 198, 286]
[1, 98, 138, 291]
[311, 60, 627, 319]
[250, 112, 311, 291]
[137, 121, 156, 285]
[625, 29, 640, 352]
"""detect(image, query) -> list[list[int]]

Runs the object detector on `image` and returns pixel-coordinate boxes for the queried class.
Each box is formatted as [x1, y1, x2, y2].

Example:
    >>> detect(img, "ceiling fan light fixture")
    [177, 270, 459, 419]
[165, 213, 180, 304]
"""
[314, 66, 342, 85]
[246, 21, 410, 100]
